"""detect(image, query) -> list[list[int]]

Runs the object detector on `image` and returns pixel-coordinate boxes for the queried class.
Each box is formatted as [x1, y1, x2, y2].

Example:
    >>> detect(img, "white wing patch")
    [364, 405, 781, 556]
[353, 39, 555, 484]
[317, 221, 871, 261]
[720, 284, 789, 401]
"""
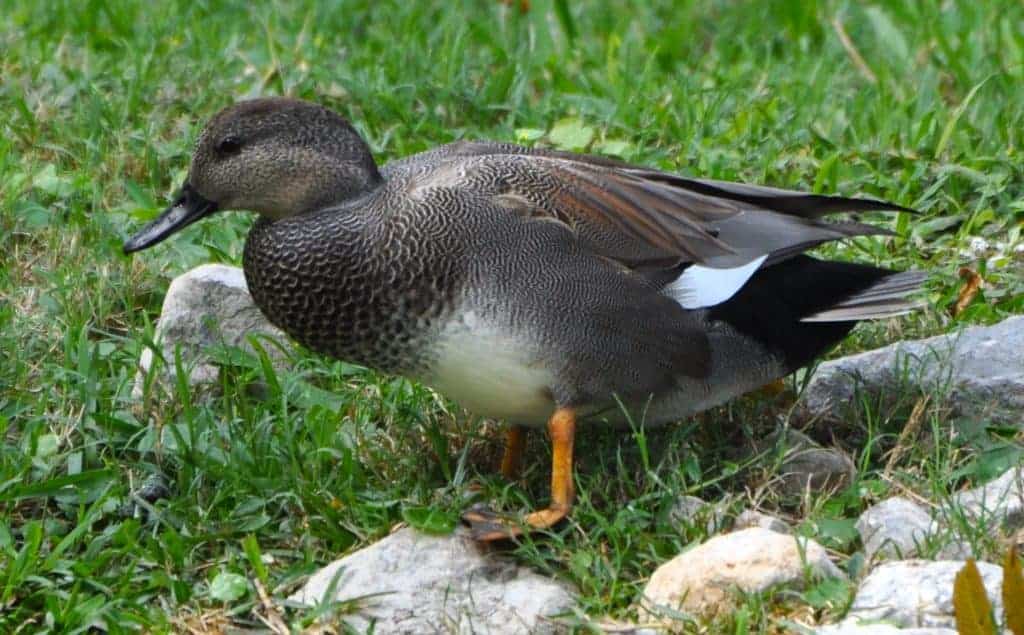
[665, 255, 768, 309]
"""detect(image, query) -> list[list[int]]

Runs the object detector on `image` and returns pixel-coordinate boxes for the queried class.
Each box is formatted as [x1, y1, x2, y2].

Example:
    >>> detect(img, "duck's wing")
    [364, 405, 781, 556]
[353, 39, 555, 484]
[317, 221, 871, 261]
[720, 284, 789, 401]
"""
[415, 140, 911, 270]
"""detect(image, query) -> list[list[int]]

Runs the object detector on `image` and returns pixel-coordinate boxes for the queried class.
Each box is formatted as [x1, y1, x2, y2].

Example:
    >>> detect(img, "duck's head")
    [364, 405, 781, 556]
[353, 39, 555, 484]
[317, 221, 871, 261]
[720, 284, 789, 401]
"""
[123, 97, 381, 254]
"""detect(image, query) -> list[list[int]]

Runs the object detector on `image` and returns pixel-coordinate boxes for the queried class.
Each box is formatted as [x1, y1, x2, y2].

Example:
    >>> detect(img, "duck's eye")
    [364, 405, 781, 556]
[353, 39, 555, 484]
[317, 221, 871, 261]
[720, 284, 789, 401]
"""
[216, 136, 243, 156]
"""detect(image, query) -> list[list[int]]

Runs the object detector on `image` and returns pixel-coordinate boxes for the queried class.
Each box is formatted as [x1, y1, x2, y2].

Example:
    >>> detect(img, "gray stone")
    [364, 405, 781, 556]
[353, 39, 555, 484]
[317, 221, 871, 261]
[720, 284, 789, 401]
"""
[780, 447, 857, 496]
[800, 316, 1024, 427]
[766, 429, 856, 496]
[641, 527, 842, 619]
[815, 621, 956, 634]
[289, 527, 576, 634]
[951, 465, 1024, 531]
[931, 537, 973, 561]
[132, 264, 291, 396]
[931, 538, 974, 561]
[845, 560, 1003, 629]
[856, 498, 932, 560]
[734, 509, 791, 534]
[763, 427, 816, 452]
[668, 495, 731, 534]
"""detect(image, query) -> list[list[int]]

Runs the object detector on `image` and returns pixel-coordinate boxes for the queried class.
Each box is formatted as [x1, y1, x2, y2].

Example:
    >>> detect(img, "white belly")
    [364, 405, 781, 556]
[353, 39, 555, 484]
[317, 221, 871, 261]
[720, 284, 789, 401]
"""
[420, 313, 556, 426]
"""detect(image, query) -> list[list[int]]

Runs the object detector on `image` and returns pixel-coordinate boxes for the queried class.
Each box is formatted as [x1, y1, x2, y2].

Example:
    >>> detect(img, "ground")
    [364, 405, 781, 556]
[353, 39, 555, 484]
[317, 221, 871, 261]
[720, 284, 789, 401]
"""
[2, 0, 1023, 632]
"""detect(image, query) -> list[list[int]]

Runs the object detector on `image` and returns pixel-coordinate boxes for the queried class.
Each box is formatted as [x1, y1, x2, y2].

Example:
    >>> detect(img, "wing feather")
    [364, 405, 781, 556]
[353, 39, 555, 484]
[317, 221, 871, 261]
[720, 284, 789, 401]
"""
[395, 140, 911, 282]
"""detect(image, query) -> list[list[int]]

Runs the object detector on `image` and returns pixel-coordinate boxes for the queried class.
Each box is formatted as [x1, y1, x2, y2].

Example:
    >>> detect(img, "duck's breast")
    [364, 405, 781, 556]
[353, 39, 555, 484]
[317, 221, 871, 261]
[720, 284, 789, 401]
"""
[419, 308, 557, 427]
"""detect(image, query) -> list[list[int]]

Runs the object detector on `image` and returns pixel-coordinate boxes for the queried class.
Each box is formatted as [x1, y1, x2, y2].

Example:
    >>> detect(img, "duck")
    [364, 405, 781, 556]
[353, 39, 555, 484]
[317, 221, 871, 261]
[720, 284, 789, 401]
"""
[123, 97, 926, 541]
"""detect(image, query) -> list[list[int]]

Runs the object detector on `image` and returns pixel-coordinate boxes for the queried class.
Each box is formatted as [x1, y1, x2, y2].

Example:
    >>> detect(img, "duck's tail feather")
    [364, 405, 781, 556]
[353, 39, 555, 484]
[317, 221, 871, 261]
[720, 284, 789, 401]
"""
[708, 256, 927, 373]
[800, 270, 928, 322]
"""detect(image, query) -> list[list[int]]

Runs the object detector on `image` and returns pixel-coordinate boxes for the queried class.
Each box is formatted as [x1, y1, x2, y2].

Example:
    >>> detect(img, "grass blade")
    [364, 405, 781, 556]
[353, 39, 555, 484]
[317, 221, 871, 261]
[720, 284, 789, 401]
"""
[0, 469, 115, 502]
[935, 75, 992, 159]
[553, 0, 576, 43]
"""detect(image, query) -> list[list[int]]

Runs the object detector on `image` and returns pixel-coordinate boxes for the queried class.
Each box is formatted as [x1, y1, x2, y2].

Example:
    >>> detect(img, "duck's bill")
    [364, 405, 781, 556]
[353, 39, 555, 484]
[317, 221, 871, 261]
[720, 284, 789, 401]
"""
[122, 183, 219, 254]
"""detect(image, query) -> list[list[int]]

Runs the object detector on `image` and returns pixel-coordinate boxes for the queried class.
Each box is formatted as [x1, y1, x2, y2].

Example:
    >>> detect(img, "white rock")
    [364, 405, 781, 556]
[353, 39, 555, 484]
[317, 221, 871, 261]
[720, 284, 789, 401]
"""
[734, 509, 791, 534]
[846, 560, 1003, 629]
[951, 465, 1024, 531]
[289, 527, 576, 634]
[585, 621, 661, 635]
[964, 236, 991, 258]
[132, 264, 290, 396]
[800, 316, 1024, 427]
[816, 620, 956, 634]
[928, 467, 1024, 559]
[856, 498, 932, 560]
[641, 527, 843, 618]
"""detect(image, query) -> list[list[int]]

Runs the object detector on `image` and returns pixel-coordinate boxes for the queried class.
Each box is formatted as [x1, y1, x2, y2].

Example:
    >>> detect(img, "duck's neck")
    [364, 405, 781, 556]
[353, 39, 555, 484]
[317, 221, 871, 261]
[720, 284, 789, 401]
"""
[311, 134, 384, 211]
[258, 129, 384, 221]
[283, 166, 384, 221]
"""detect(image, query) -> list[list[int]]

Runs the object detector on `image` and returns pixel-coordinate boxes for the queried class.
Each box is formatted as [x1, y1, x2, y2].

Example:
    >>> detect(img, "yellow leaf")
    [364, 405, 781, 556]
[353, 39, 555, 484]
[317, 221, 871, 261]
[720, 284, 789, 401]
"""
[950, 267, 983, 317]
[953, 559, 995, 635]
[1005, 550, 1024, 635]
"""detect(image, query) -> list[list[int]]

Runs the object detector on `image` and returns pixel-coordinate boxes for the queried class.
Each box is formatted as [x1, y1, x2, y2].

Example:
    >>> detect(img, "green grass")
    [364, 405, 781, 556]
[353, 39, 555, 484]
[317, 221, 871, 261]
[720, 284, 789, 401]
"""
[2, 0, 1023, 631]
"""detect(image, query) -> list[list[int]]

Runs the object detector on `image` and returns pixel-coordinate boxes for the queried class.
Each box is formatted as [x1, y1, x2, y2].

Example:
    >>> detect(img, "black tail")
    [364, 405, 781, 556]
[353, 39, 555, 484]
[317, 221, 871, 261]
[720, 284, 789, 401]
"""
[707, 256, 925, 372]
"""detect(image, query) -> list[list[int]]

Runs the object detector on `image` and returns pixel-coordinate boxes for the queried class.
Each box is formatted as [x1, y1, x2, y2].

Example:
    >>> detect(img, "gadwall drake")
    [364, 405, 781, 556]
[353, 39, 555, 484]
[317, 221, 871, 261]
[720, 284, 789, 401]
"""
[124, 97, 925, 540]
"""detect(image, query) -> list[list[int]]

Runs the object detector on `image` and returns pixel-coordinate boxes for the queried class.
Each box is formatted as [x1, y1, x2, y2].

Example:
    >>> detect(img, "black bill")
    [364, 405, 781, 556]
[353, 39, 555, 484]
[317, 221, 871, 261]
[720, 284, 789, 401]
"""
[123, 183, 219, 254]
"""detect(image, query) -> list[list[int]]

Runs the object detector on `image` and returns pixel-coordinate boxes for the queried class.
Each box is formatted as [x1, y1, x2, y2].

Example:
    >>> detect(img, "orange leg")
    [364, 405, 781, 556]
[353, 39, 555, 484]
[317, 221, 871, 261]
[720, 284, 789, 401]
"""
[500, 425, 527, 480]
[753, 378, 796, 407]
[757, 378, 788, 397]
[464, 408, 576, 541]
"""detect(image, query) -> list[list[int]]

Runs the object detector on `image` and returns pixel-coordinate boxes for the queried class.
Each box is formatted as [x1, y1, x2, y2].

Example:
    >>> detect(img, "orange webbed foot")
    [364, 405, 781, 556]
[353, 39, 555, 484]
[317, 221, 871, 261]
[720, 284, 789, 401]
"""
[462, 504, 570, 542]
[465, 408, 576, 543]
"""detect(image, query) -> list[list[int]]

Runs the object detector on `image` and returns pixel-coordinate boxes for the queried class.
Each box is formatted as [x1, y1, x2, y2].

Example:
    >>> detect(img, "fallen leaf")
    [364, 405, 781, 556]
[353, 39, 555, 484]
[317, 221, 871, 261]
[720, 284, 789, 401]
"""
[950, 266, 983, 316]
[1004, 550, 1024, 635]
[952, 559, 995, 635]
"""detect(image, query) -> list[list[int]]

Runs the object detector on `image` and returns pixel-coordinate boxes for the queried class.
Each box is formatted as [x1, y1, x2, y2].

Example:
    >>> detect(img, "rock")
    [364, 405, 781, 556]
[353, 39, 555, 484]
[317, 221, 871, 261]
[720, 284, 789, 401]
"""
[1009, 525, 1024, 552]
[117, 473, 171, 520]
[289, 527, 576, 634]
[766, 429, 856, 496]
[641, 527, 842, 618]
[932, 538, 973, 561]
[586, 620, 661, 635]
[132, 264, 290, 397]
[815, 621, 956, 634]
[927, 467, 1024, 559]
[668, 495, 731, 534]
[845, 560, 1003, 629]
[800, 316, 1024, 427]
[951, 465, 1024, 531]
[856, 498, 932, 560]
[780, 447, 856, 496]
[734, 509, 791, 534]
